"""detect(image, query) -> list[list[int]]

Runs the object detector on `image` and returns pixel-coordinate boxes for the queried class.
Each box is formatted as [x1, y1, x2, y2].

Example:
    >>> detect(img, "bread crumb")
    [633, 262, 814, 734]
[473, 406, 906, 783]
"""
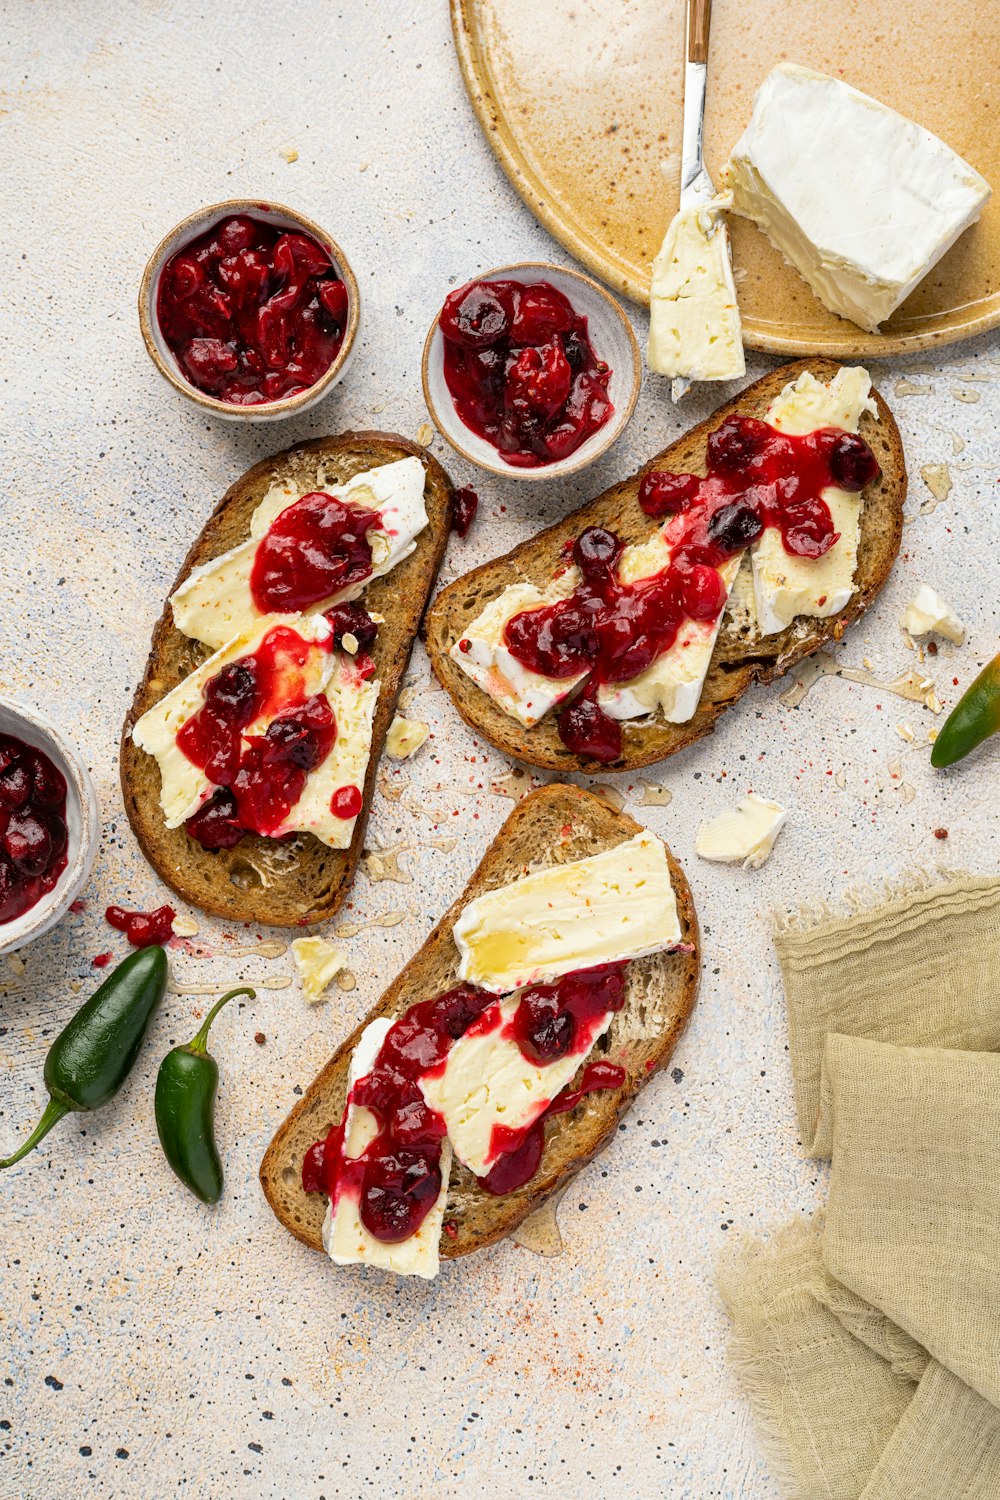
[416, 422, 434, 447]
[280, 147, 299, 163]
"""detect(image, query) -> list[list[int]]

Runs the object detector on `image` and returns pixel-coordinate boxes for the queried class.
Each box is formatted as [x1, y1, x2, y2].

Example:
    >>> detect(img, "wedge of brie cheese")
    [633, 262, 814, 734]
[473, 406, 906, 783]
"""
[453, 831, 680, 994]
[448, 577, 587, 728]
[695, 792, 787, 868]
[131, 613, 335, 828]
[749, 366, 877, 636]
[420, 991, 616, 1178]
[723, 64, 991, 332]
[647, 192, 745, 398]
[170, 457, 428, 650]
[322, 1018, 452, 1280]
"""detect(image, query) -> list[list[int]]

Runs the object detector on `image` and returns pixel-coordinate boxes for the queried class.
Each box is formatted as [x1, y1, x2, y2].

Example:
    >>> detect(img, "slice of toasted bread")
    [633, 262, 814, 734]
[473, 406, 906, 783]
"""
[259, 783, 699, 1261]
[120, 432, 453, 926]
[424, 359, 905, 774]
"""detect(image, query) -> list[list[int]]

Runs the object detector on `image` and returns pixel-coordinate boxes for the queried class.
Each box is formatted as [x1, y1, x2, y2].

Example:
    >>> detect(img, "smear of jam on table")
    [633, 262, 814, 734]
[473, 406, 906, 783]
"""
[156, 213, 349, 406]
[439, 279, 614, 468]
[0, 735, 69, 925]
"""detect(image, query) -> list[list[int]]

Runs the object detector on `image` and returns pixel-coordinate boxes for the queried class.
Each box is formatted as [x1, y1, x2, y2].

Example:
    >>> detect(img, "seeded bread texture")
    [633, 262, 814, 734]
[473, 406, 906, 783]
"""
[424, 359, 905, 773]
[259, 784, 699, 1261]
[121, 432, 453, 926]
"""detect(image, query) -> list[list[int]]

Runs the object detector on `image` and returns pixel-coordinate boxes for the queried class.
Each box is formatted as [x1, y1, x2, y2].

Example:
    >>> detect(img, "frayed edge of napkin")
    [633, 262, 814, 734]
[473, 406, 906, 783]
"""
[773, 865, 965, 936]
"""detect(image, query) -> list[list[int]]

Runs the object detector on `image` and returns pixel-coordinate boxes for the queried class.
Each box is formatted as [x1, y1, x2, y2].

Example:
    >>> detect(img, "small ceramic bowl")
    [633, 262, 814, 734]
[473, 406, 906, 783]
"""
[422, 261, 641, 481]
[138, 198, 361, 423]
[0, 701, 100, 956]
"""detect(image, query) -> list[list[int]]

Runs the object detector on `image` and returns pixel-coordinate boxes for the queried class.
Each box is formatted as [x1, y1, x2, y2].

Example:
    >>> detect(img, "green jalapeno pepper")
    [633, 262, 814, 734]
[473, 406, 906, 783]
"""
[154, 987, 254, 1204]
[931, 652, 1000, 769]
[0, 945, 167, 1170]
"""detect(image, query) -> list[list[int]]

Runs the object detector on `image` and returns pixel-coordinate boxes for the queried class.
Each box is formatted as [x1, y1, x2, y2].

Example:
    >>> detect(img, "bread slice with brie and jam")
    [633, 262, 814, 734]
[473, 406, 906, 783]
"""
[424, 360, 905, 773]
[121, 432, 452, 926]
[259, 784, 699, 1278]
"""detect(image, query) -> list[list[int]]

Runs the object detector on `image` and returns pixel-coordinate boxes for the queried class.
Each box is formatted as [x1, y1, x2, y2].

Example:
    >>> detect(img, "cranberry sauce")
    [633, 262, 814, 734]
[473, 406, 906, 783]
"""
[179, 624, 338, 848]
[439, 279, 614, 468]
[105, 904, 176, 947]
[479, 1061, 628, 1197]
[249, 493, 382, 615]
[451, 485, 479, 538]
[496, 415, 880, 762]
[0, 735, 69, 925]
[156, 213, 349, 406]
[302, 964, 628, 1242]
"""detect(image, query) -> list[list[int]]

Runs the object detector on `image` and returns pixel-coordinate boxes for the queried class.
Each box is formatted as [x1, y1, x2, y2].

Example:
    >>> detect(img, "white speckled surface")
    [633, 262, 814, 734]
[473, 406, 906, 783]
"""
[2, 4, 998, 1497]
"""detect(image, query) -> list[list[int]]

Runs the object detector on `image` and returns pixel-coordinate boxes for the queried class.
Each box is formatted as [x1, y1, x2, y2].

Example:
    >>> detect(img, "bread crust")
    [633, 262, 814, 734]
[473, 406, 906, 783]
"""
[259, 783, 700, 1261]
[424, 360, 906, 774]
[120, 432, 453, 926]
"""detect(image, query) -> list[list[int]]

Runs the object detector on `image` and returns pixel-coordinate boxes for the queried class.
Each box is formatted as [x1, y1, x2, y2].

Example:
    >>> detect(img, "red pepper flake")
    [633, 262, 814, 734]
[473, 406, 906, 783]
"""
[92, 951, 113, 968]
[934, 827, 949, 840]
[70, 899, 88, 914]
[443, 1221, 458, 1239]
[254, 1032, 267, 1046]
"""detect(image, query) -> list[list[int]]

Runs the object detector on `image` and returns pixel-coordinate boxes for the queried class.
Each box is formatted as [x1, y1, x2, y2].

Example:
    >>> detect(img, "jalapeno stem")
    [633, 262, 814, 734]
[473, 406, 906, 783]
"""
[0, 1097, 70, 1170]
[187, 987, 255, 1055]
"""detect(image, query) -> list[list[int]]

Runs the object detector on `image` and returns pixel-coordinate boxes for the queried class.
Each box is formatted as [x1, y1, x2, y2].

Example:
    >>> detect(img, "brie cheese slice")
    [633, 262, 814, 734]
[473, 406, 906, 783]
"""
[453, 831, 681, 994]
[647, 192, 745, 396]
[170, 457, 428, 650]
[322, 1019, 452, 1280]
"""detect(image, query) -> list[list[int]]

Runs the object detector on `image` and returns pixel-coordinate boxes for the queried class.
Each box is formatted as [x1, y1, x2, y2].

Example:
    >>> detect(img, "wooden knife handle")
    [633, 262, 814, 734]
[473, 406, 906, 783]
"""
[688, 0, 712, 63]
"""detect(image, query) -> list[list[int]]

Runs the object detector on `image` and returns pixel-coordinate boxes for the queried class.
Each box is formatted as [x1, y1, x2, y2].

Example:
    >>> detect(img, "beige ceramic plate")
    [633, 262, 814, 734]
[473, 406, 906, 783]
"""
[453, 0, 1000, 357]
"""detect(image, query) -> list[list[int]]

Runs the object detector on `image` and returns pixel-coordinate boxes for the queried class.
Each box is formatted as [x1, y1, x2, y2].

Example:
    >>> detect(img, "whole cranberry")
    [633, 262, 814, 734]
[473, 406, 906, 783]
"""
[203, 662, 258, 725]
[439, 283, 509, 349]
[181, 338, 239, 393]
[0, 852, 18, 915]
[317, 277, 349, 328]
[264, 716, 323, 771]
[324, 602, 378, 652]
[707, 500, 764, 554]
[680, 563, 727, 622]
[216, 248, 271, 309]
[360, 1151, 443, 1243]
[558, 696, 622, 763]
[4, 814, 53, 877]
[829, 432, 881, 491]
[21, 747, 66, 808]
[0, 761, 31, 812]
[638, 470, 699, 518]
[707, 416, 772, 475]
[46, 813, 68, 861]
[573, 526, 622, 578]
[0, 738, 20, 775]
[504, 341, 572, 419]
[186, 790, 244, 850]
[217, 215, 259, 256]
[515, 990, 574, 1064]
[783, 498, 840, 559]
[451, 486, 479, 539]
[509, 284, 575, 346]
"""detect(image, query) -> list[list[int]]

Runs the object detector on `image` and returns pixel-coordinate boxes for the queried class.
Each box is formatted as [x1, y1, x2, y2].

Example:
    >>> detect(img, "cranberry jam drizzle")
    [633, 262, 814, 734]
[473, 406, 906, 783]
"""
[250, 493, 381, 615]
[439, 279, 614, 468]
[156, 213, 349, 406]
[0, 735, 69, 925]
[180, 624, 341, 849]
[105, 904, 176, 947]
[496, 415, 879, 762]
[302, 963, 627, 1243]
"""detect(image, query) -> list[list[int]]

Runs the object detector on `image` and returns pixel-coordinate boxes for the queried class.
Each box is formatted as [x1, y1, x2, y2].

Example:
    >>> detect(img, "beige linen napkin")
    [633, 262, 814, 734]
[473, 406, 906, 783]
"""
[719, 875, 1000, 1500]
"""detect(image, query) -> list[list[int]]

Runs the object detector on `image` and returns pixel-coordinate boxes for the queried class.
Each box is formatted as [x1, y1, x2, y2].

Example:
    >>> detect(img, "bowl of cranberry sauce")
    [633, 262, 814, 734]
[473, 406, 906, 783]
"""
[0, 702, 99, 955]
[422, 263, 641, 479]
[139, 200, 360, 421]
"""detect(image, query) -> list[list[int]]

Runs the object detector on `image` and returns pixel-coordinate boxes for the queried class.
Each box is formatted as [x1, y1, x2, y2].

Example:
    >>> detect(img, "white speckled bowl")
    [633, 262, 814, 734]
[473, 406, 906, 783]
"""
[0, 702, 99, 956]
[422, 261, 641, 481]
[138, 198, 361, 423]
